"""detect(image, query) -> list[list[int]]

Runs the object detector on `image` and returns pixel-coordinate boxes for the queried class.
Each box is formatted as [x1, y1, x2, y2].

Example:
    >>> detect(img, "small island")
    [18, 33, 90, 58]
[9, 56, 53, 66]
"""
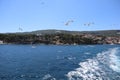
[0, 29, 120, 45]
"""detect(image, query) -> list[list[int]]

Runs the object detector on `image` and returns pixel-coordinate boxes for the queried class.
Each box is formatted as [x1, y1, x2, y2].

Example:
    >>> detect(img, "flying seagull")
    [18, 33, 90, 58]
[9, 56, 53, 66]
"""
[84, 22, 94, 26]
[18, 27, 23, 31]
[65, 20, 74, 26]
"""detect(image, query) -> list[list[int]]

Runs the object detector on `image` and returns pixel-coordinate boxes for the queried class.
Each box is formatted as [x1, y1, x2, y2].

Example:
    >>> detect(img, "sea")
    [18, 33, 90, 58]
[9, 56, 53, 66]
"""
[0, 44, 120, 80]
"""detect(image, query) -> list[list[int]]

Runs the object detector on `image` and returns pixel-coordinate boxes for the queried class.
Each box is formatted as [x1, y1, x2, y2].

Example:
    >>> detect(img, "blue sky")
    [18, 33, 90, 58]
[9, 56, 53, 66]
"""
[0, 0, 120, 33]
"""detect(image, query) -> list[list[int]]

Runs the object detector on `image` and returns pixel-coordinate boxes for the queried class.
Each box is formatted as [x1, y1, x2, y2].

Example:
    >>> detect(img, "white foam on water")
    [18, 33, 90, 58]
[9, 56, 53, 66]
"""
[67, 56, 76, 60]
[67, 48, 120, 80]
[87, 45, 95, 47]
[31, 45, 36, 48]
[97, 48, 120, 72]
[84, 52, 91, 55]
[42, 74, 56, 80]
[109, 49, 120, 72]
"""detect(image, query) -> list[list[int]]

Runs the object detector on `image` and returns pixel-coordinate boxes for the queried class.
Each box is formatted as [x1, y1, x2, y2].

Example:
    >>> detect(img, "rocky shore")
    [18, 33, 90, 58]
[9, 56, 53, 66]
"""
[0, 33, 120, 45]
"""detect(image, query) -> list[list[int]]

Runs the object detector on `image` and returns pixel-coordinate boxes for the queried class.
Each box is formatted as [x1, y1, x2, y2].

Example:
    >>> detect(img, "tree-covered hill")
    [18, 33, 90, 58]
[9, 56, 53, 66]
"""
[0, 29, 120, 45]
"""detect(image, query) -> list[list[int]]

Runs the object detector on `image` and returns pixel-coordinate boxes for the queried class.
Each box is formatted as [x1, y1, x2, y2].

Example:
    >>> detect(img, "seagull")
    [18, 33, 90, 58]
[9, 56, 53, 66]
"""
[18, 27, 23, 31]
[65, 20, 74, 26]
[83, 22, 95, 26]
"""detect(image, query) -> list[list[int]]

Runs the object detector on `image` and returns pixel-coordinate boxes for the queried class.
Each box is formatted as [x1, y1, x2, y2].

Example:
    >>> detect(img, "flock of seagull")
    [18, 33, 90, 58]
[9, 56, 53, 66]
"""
[18, 20, 119, 32]
[64, 20, 95, 26]
[17, 1, 119, 31]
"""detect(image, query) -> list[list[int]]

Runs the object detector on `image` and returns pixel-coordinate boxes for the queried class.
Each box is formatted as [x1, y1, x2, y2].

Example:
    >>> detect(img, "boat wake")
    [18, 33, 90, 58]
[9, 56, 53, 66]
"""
[67, 48, 120, 80]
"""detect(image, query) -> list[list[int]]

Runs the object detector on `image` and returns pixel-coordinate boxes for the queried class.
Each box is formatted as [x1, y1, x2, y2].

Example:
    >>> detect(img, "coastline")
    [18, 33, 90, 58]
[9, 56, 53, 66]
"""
[0, 30, 120, 45]
[0, 43, 119, 45]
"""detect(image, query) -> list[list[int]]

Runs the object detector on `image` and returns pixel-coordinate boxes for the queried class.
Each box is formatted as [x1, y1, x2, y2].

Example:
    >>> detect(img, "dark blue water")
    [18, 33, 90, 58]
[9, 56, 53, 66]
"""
[0, 45, 120, 80]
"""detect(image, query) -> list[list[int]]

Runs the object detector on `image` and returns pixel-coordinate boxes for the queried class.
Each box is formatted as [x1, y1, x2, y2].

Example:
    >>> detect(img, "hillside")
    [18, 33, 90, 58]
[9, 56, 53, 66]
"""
[22, 29, 120, 37]
[0, 29, 120, 45]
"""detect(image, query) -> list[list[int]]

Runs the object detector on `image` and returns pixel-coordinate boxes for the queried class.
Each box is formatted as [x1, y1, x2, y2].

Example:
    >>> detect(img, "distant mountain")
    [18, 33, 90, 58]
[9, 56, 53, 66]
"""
[21, 29, 120, 36]
[23, 29, 80, 35]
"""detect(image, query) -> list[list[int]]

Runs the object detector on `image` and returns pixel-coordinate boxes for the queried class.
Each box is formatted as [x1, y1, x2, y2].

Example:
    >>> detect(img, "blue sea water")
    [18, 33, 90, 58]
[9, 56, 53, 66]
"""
[0, 44, 120, 80]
